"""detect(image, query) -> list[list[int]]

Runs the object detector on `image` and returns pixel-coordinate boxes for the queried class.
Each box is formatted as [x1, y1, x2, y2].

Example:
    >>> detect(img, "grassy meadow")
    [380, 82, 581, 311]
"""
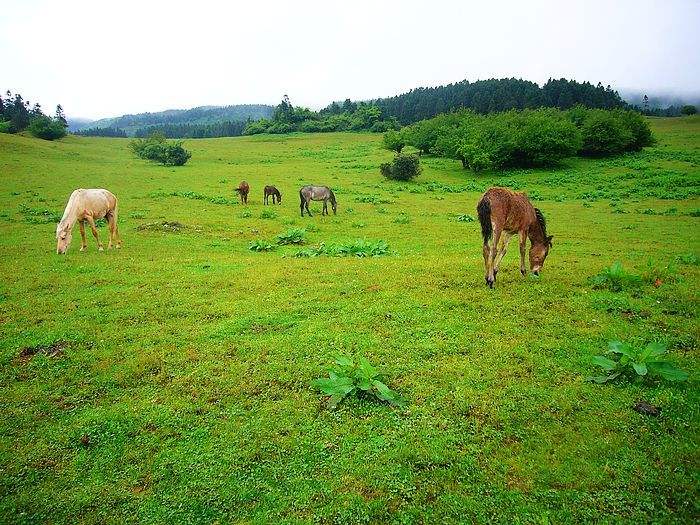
[0, 117, 699, 523]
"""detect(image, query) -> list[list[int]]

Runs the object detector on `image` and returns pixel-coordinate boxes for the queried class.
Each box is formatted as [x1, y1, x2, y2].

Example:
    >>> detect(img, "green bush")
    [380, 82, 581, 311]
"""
[28, 116, 67, 140]
[571, 108, 653, 156]
[435, 109, 581, 170]
[0, 120, 11, 133]
[382, 130, 405, 154]
[579, 111, 633, 156]
[130, 133, 191, 166]
[380, 153, 421, 181]
[681, 105, 697, 115]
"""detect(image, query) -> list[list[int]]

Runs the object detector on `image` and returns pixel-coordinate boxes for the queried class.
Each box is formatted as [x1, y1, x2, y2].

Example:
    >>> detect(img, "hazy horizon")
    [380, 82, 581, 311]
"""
[2, 0, 699, 120]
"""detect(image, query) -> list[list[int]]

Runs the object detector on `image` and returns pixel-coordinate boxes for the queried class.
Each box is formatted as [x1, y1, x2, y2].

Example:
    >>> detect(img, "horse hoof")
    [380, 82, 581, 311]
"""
[521, 269, 526, 276]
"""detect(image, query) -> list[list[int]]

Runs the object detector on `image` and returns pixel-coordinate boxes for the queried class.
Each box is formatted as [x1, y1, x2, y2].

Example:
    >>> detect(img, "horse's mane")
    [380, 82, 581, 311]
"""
[534, 207, 547, 238]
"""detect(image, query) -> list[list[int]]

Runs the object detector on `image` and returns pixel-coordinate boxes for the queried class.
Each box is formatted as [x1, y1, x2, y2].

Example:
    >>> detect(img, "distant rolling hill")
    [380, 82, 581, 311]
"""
[74, 104, 274, 135]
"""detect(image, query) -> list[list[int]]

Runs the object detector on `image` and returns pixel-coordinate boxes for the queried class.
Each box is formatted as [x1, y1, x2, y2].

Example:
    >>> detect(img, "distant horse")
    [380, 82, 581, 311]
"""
[56, 188, 121, 254]
[477, 187, 552, 288]
[235, 181, 250, 204]
[264, 185, 282, 205]
[299, 185, 336, 217]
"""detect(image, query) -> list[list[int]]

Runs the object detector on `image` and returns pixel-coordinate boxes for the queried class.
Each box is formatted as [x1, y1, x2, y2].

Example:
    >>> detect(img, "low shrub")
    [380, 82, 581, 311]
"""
[28, 116, 66, 140]
[130, 133, 191, 166]
[380, 154, 421, 181]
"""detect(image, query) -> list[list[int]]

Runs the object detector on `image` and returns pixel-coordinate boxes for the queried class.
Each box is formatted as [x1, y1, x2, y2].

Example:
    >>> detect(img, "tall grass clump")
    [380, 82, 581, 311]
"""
[589, 262, 643, 292]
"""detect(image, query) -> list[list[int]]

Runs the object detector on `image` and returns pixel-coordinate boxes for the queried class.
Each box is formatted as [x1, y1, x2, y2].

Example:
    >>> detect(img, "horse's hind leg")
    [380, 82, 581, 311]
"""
[106, 212, 114, 249]
[486, 227, 501, 288]
[86, 216, 103, 251]
[519, 230, 527, 276]
[79, 220, 87, 252]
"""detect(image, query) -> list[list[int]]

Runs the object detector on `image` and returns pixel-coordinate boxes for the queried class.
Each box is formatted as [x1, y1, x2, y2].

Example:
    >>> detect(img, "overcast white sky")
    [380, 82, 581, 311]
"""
[2, 0, 699, 119]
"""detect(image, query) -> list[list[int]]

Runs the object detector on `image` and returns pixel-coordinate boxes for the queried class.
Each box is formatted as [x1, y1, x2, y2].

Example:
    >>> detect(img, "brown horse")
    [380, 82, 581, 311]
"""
[476, 187, 552, 288]
[264, 185, 282, 205]
[235, 181, 250, 204]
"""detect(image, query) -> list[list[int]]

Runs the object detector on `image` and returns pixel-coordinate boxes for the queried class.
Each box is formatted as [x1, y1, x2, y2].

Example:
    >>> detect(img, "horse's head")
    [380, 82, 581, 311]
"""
[56, 223, 72, 254]
[277, 191, 282, 204]
[330, 191, 337, 214]
[529, 235, 553, 275]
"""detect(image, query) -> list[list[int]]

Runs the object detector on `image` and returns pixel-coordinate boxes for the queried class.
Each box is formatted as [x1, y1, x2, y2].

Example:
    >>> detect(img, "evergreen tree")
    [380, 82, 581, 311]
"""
[55, 104, 68, 128]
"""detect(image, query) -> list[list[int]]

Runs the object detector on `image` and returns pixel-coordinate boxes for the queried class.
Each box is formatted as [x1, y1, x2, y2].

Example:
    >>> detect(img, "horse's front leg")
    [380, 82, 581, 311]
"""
[79, 220, 87, 252]
[519, 230, 527, 276]
[493, 233, 513, 276]
[85, 215, 103, 251]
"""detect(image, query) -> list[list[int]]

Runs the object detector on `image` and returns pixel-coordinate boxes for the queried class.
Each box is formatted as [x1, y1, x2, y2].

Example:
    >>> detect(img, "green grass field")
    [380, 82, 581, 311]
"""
[1, 117, 698, 524]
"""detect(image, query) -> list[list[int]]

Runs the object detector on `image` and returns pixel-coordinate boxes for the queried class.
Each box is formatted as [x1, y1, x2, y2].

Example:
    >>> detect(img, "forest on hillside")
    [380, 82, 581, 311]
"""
[368, 78, 629, 125]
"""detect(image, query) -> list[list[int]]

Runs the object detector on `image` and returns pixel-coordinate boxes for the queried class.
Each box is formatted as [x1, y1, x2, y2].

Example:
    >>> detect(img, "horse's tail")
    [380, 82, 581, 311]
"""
[477, 197, 492, 244]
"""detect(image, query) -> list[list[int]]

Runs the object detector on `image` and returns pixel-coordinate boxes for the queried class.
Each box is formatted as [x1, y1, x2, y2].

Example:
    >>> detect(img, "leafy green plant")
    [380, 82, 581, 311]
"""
[260, 209, 277, 219]
[676, 253, 699, 266]
[327, 239, 388, 257]
[276, 228, 306, 245]
[393, 214, 410, 224]
[239, 209, 252, 218]
[589, 341, 689, 383]
[311, 355, 405, 408]
[249, 239, 276, 252]
[455, 214, 475, 222]
[590, 262, 643, 292]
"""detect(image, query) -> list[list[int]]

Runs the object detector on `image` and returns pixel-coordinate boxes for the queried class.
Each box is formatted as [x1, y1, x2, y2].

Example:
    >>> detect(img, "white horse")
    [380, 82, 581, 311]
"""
[56, 189, 121, 254]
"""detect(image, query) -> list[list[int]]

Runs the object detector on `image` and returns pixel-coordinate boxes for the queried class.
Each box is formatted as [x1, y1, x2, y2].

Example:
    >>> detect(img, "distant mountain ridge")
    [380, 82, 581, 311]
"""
[75, 104, 274, 135]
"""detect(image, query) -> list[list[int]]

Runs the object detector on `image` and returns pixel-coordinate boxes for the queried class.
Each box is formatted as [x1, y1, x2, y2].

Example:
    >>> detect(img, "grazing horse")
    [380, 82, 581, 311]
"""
[235, 181, 250, 204]
[264, 185, 282, 205]
[56, 188, 121, 254]
[299, 185, 337, 217]
[476, 187, 552, 288]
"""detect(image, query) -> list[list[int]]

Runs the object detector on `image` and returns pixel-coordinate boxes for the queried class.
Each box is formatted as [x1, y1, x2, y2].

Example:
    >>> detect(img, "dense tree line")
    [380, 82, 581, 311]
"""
[81, 104, 274, 135]
[635, 104, 697, 117]
[75, 127, 128, 137]
[0, 90, 67, 139]
[386, 106, 654, 171]
[133, 120, 248, 138]
[369, 78, 629, 125]
[243, 95, 399, 135]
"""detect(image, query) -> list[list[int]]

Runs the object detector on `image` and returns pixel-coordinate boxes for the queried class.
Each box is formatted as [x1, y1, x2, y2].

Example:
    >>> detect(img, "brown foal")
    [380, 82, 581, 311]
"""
[476, 187, 552, 288]
[235, 181, 250, 204]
